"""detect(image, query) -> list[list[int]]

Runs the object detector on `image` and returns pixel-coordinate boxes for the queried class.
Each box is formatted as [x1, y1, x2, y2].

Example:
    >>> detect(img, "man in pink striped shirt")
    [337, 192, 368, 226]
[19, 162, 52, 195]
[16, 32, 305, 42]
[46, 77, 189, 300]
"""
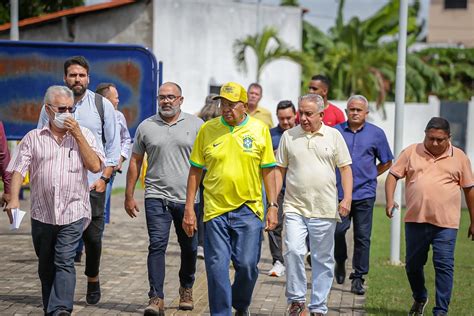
[5, 86, 104, 316]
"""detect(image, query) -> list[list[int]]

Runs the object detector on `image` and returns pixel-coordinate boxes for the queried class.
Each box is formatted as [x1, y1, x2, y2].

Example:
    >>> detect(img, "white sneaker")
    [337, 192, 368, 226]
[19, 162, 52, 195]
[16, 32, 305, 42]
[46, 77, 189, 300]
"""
[197, 246, 204, 259]
[268, 260, 285, 277]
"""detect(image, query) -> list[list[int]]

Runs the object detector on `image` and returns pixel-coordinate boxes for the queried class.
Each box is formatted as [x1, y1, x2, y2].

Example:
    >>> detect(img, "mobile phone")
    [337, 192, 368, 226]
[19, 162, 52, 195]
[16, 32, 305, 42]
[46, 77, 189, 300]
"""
[391, 205, 398, 216]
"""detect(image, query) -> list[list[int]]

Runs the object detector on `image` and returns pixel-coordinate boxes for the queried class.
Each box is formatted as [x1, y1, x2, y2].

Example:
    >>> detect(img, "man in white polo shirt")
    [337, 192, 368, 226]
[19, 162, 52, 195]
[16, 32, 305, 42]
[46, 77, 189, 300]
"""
[276, 94, 353, 316]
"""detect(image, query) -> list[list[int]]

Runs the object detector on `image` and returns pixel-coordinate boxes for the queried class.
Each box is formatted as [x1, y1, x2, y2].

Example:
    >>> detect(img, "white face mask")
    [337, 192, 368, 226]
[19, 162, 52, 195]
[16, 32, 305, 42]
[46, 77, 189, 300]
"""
[53, 112, 73, 129]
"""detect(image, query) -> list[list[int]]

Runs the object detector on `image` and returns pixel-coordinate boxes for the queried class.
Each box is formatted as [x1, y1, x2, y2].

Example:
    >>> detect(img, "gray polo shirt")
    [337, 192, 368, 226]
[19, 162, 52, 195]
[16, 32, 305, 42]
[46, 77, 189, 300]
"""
[133, 111, 204, 203]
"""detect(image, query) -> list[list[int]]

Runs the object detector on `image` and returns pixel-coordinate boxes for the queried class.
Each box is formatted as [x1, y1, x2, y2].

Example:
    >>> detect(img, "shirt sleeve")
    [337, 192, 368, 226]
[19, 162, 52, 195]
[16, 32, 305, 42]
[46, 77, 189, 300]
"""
[189, 126, 205, 168]
[102, 98, 121, 167]
[260, 126, 276, 168]
[334, 130, 352, 167]
[82, 127, 105, 170]
[375, 128, 394, 164]
[0, 122, 12, 193]
[276, 131, 289, 168]
[389, 146, 411, 179]
[7, 132, 32, 178]
[459, 154, 474, 188]
[117, 112, 132, 160]
[37, 105, 49, 129]
[132, 125, 146, 156]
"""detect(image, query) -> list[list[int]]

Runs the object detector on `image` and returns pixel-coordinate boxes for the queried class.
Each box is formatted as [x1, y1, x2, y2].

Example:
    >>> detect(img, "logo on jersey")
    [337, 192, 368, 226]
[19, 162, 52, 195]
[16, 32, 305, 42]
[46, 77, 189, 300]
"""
[243, 135, 254, 152]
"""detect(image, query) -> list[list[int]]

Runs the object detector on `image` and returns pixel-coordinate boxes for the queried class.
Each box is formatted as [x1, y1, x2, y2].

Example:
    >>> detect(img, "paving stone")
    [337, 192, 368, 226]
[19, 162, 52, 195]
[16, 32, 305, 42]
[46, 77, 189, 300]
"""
[0, 189, 366, 315]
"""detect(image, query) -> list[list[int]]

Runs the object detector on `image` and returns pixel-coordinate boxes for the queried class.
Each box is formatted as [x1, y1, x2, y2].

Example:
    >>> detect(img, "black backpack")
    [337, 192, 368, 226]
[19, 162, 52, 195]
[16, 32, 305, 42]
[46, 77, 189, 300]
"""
[94, 93, 106, 146]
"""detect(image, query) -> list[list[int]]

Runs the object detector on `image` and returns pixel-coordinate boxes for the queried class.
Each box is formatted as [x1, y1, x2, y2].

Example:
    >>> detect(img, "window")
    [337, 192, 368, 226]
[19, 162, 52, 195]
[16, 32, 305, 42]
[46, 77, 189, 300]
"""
[444, 0, 468, 9]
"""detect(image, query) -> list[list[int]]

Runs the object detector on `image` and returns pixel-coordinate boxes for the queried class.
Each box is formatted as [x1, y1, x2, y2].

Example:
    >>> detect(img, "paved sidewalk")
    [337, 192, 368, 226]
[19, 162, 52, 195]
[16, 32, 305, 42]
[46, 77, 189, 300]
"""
[0, 190, 365, 315]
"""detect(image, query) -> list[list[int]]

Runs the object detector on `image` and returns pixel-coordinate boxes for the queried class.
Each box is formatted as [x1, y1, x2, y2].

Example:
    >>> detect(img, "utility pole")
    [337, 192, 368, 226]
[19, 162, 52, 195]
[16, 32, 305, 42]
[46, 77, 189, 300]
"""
[390, 0, 408, 265]
[10, 0, 19, 40]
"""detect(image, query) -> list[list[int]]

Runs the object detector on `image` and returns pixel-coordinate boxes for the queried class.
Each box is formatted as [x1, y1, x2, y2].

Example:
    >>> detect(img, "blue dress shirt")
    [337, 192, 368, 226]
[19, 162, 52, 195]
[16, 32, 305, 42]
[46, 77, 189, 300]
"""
[335, 121, 393, 201]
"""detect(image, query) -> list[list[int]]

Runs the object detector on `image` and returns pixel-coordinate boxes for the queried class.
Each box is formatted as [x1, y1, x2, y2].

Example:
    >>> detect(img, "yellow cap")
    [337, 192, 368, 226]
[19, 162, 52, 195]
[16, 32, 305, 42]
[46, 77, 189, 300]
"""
[214, 82, 248, 103]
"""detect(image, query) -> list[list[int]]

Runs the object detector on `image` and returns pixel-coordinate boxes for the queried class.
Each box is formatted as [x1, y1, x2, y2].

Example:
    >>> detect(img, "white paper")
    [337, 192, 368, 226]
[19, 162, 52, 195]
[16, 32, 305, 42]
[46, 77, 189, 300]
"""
[9, 208, 26, 231]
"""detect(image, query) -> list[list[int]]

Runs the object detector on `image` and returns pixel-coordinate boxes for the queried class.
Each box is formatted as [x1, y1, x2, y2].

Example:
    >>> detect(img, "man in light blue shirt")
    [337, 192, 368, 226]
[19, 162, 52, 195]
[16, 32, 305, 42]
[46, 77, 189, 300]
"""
[37, 56, 120, 305]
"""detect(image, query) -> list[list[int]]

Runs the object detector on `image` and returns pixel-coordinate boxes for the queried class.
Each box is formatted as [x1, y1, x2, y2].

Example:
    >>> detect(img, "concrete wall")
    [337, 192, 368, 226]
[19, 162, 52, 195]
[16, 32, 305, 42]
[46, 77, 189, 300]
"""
[428, 0, 474, 47]
[1, 0, 302, 118]
[152, 0, 302, 116]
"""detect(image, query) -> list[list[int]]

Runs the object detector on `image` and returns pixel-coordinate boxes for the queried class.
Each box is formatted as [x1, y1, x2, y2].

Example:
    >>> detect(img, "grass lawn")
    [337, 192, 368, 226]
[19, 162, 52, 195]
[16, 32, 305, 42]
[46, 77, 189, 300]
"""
[365, 206, 474, 315]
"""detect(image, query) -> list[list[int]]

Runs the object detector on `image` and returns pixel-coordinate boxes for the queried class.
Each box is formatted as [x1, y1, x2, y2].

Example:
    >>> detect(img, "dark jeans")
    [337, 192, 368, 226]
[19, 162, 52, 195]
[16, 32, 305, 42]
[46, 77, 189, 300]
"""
[197, 180, 205, 247]
[31, 218, 84, 315]
[82, 189, 106, 277]
[405, 223, 457, 315]
[204, 204, 263, 315]
[268, 190, 284, 264]
[145, 198, 198, 299]
[334, 197, 375, 279]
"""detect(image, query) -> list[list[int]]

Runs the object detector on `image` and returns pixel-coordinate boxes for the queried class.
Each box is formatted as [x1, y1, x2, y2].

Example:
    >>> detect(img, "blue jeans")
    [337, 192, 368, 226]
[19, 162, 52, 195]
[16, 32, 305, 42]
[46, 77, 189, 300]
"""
[284, 213, 336, 314]
[334, 197, 375, 279]
[104, 172, 116, 224]
[31, 218, 84, 315]
[145, 198, 198, 299]
[405, 223, 458, 315]
[204, 204, 263, 315]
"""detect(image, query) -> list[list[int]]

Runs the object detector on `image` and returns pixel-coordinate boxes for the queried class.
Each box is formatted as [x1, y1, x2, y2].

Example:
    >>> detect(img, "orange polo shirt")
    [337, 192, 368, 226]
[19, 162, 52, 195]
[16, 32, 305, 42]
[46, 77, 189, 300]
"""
[390, 143, 473, 229]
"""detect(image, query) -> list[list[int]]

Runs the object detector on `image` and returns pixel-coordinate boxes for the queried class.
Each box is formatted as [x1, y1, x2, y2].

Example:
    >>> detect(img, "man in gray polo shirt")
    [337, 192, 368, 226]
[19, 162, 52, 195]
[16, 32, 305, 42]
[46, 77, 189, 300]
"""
[124, 82, 203, 316]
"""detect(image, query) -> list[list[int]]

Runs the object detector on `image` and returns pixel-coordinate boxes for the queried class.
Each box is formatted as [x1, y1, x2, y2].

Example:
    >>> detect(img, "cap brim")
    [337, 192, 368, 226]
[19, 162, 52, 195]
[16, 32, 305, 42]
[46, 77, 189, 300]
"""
[212, 95, 241, 102]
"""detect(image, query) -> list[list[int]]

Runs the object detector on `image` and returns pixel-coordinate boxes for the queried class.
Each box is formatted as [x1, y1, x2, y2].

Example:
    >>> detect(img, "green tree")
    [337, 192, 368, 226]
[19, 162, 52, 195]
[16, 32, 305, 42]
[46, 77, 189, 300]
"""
[0, 0, 84, 25]
[303, 0, 444, 108]
[234, 27, 315, 83]
[415, 47, 474, 101]
[280, 0, 299, 6]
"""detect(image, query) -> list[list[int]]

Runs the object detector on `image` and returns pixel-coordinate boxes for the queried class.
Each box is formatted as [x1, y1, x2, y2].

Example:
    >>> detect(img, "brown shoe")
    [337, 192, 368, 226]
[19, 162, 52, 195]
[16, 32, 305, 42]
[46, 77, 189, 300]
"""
[144, 296, 165, 316]
[178, 287, 193, 310]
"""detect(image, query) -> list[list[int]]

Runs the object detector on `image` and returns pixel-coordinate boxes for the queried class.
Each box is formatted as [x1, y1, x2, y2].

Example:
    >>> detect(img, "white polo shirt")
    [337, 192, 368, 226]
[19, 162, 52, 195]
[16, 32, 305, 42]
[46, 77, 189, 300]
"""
[276, 124, 352, 219]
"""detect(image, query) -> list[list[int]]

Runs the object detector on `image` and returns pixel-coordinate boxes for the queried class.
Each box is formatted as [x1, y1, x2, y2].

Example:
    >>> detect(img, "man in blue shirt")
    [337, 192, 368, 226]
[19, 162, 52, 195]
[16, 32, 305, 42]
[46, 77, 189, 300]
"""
[38, 56, 120, 305]
[268, 100, 296, 278]
[334, 95, 393, 295]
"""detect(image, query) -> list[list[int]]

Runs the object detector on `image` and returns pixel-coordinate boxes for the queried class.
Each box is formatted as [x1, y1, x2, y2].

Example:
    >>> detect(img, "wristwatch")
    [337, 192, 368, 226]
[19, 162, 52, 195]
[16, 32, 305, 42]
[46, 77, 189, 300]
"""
[100, 176, 110, 184]
[267, 202, 279, 209]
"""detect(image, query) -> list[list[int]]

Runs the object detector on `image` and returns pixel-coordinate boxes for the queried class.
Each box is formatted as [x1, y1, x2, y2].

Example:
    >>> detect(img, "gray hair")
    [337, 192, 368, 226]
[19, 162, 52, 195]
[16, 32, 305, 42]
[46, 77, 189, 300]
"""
[44, 85, 74, 105]
[298, 94, 325, 113]
[347, 94, 369, 109]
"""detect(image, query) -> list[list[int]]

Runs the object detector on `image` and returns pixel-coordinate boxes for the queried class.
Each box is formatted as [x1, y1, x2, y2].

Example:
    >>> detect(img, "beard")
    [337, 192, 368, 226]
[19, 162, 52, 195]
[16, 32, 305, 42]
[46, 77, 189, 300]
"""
[68, 83, 87, 97]
[159, 105, 180, 118]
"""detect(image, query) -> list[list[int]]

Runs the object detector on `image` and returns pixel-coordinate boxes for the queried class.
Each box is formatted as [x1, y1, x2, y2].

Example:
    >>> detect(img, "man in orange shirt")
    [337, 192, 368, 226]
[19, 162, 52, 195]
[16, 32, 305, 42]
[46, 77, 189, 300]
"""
[385, 117, 474, 316]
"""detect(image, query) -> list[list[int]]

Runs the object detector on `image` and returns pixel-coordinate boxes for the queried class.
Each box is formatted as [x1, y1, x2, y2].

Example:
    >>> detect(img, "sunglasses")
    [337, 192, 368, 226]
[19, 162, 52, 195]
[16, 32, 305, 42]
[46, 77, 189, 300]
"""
[46, 103, 77, 113]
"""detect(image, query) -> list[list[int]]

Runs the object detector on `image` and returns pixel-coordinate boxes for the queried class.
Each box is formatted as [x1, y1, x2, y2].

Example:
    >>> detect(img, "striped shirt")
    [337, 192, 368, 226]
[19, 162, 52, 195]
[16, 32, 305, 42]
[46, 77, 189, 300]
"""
[7, 125, 104, 227]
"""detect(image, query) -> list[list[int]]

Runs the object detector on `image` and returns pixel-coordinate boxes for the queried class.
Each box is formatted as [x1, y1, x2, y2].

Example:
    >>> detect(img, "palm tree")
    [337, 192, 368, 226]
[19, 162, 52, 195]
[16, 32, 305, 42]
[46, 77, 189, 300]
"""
[234, 27, 315, 83]
[303, 0, 444, 109]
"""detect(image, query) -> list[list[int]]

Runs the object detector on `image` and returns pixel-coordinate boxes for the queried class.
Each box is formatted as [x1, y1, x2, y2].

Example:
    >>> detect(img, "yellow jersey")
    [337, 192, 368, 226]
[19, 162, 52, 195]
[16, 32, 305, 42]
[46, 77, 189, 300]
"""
[190, 115, 276, 221]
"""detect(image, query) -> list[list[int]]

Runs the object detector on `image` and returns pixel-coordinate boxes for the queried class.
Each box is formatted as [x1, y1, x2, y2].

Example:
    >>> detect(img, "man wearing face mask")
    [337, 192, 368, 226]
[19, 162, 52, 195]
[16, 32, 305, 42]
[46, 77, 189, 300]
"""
[125, 82, 203, 315]
[6, 86, 104, 315]
[37, 56, 120, 305]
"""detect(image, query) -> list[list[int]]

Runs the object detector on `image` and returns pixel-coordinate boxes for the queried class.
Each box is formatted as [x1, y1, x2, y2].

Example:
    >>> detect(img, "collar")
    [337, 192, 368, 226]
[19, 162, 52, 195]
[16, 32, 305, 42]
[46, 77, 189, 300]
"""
[220, 113, 249, 129]
[74, 89, 93, 106]
[423, 143, 454, 160]
[155, 110, 185, 125]
[342, 121, 366, 133]
[297, 123, 326, 136]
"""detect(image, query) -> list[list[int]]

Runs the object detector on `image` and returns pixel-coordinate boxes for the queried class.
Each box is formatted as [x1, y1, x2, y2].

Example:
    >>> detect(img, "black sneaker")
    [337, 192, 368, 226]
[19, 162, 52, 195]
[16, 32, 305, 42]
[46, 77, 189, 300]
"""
[86, 281, 101, 305]
[409, 298, 428, 315]
[350, 277, 365, 295]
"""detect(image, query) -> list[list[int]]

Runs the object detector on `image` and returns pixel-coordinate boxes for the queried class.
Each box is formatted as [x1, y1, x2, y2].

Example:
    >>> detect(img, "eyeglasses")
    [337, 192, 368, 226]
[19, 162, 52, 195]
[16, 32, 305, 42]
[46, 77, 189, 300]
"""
[219, 100, 243, 110]
[157, 95, 180, 102]
[46, 104, 77, 113]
